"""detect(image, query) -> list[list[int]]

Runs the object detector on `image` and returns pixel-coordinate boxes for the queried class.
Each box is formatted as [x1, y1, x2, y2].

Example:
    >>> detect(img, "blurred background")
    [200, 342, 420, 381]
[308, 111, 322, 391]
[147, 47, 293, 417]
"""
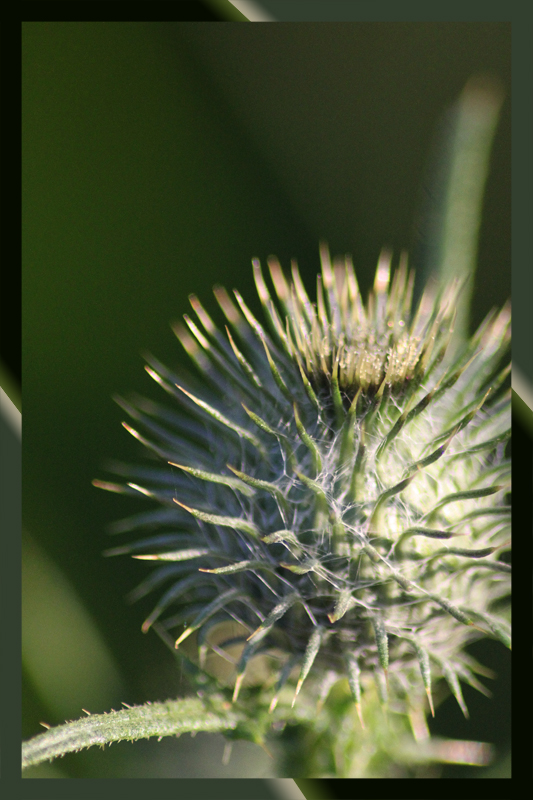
[21, 17, 510, 779]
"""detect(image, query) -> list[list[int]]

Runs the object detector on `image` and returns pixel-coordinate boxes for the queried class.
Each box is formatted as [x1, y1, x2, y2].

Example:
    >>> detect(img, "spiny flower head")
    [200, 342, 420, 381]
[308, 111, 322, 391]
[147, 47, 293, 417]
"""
[262, 245, 450, 398]
[95, 244, 510, 725]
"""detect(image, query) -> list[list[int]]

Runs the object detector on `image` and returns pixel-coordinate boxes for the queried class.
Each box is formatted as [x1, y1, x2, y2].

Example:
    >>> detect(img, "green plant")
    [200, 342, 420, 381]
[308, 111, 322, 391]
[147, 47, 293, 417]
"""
[22, 76, 510, 779]
[22, 240, 510, 777]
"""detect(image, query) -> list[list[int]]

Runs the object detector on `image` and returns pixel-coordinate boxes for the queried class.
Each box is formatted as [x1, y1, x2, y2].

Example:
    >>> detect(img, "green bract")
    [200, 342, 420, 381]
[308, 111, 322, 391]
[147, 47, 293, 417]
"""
[96, 244, 511, 729]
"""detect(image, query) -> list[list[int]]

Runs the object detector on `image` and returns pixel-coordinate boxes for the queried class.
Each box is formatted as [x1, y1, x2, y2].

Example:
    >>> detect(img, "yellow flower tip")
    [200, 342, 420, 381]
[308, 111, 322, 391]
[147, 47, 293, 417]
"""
[128, 483, 152, 497]
[213, 284, 240, 324]
[292, 678, 304, 708]
[374, 248, 392, 293]
[174, 628, 192, 649]
[132, 554, 159, 561]
[426, 687, 435, 718]
[174, 382, 190, 398]
[188, 293, 215, 334]
[246, 625, 261, 642]
[92, 479, 123, 493]
[172, 322, 199, 357]
[469, 620, 489, 635]
[173, 498, 192, 513]
[144, 365, 163, 384]
[258, 738, 274, 760]
[232, 673, 244, 703]
[269, 696, 279, 714]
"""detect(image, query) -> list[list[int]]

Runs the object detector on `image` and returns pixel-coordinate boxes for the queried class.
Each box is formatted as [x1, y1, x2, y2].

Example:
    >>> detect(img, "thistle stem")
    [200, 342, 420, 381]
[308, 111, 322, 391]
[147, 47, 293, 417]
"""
[22, 697, 241, 770]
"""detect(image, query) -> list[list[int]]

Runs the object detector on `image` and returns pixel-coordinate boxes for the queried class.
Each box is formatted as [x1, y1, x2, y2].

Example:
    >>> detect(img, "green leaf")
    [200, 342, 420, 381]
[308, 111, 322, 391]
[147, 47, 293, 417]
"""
[328, 588, 354, 623]
[174, 587, 244, 647]
[293, 403, 322, 474]
[261, 336, 294, 403]
[226, 464, 289, 513]
[293, 627, 325, 705]
[133, 548, 210, 562]
[371, 615, 389, 674]
[169, 461, 255, 497]
[198, 559, 275, 576]
[175, 383, 264, 455]
[442, 664, 469, 718]
[246, 594, 299, 644]
[412, 640, 435, 717]
[344, 652, 365, 728]
[174, 500, 259, 539]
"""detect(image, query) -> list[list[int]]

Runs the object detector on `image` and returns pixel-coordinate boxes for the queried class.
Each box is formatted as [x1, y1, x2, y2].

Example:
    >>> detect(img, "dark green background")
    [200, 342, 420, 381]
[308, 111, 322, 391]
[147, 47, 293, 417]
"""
[22, 20, 510, 781]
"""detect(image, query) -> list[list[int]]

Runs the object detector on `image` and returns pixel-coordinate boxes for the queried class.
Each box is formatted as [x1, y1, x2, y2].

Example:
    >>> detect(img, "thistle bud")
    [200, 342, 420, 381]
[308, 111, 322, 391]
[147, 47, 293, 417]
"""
[96, 244, 510, 774]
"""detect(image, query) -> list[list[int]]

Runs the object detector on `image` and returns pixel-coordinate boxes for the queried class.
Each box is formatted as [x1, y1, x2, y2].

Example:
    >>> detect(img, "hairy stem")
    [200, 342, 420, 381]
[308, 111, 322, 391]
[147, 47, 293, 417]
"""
[22, 696, 241, 770]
